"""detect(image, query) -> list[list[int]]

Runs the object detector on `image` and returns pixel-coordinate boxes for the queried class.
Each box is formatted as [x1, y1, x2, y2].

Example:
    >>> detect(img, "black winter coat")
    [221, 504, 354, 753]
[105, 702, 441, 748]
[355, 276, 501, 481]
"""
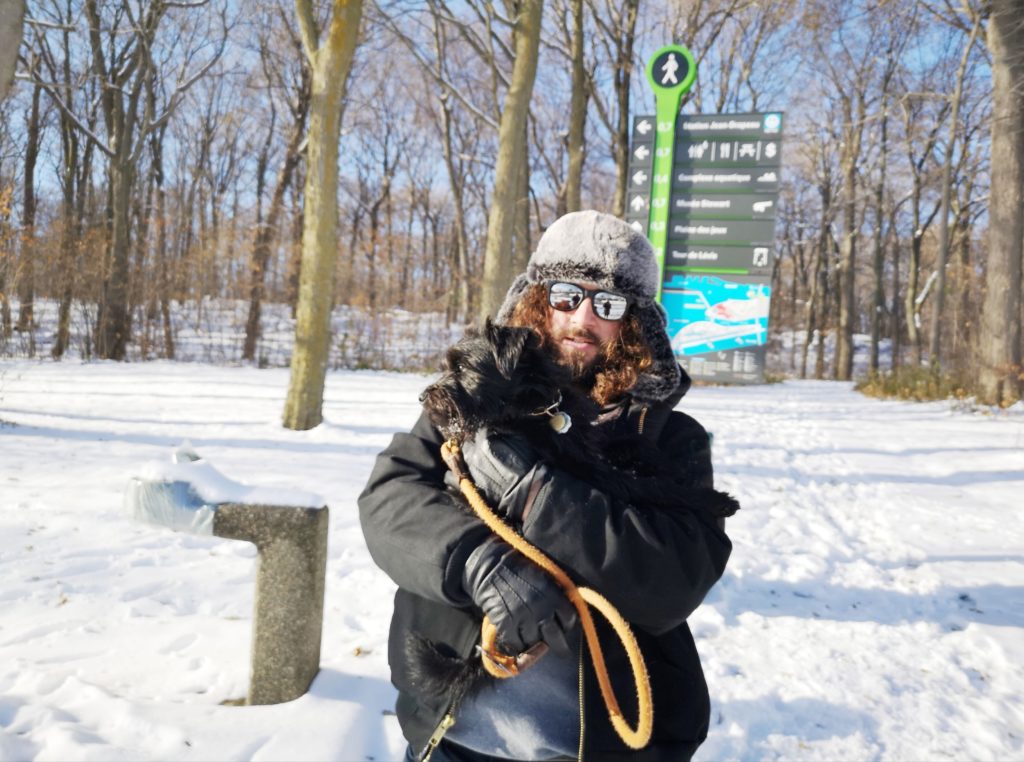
[358, 380, 732, 761]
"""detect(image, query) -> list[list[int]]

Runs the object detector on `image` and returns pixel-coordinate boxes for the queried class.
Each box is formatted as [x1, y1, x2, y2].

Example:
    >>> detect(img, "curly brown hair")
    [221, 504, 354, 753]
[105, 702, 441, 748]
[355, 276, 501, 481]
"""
[506, 283, 654, 406]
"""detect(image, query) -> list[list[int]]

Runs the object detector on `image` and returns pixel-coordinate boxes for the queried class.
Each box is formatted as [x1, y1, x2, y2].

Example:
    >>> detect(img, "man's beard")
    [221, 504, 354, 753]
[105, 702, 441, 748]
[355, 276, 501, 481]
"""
[546, 326, 610, 386]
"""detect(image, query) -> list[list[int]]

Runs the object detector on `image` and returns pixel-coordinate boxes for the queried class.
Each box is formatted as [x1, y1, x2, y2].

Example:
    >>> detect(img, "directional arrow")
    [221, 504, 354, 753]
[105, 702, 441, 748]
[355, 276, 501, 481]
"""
[634, 145, 650, 161]
[632, 170, 649, 185]
[636, 119, 652, 135]
[630, 220, 644, 232]
[630, 195, 648, 212]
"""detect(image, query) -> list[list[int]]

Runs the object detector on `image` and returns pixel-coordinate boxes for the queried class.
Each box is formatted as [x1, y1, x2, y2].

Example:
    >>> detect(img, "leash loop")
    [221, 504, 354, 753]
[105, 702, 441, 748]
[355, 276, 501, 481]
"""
[441, 440, 653, 750]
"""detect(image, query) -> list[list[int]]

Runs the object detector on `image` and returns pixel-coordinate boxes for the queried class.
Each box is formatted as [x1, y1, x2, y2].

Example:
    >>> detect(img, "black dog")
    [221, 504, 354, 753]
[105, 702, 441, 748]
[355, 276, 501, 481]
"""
[408, 321, 738, 707]
[421, 319, 740, 517]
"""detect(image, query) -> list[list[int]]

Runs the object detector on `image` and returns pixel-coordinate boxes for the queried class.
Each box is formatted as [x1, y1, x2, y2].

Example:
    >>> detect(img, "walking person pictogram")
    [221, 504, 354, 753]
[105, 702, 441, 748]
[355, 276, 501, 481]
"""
[661, 53, 680, 85]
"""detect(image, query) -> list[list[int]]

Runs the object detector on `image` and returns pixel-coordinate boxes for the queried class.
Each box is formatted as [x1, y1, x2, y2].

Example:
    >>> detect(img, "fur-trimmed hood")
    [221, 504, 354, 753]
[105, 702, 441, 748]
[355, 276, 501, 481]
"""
[495, 210, 687, 404]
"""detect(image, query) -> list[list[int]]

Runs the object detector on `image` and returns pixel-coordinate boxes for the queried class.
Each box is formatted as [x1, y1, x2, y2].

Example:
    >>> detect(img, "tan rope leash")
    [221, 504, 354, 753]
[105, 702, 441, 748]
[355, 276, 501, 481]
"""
[441, 440, 653, 750]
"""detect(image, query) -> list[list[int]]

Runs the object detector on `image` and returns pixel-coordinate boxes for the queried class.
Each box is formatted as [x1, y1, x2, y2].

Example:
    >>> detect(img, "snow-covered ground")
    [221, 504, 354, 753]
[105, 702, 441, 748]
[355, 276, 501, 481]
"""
[1, 360, 1022, 761]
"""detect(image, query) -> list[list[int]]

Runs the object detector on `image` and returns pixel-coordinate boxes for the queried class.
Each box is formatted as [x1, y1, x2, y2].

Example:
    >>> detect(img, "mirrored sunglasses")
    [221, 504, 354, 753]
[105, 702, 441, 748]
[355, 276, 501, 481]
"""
[546, 281, 631, 321]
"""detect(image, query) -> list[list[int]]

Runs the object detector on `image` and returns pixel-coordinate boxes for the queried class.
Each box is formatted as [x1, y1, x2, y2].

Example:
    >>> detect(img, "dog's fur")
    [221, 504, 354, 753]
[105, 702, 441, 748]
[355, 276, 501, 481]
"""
[409, 320, 738, 706]
[422, 320, 739, 515]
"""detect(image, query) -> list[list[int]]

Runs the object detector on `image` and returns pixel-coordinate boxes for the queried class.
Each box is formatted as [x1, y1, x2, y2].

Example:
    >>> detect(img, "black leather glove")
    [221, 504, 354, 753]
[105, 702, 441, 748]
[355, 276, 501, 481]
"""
[462, 536, 577, 656]
[458, 429, 539, 521]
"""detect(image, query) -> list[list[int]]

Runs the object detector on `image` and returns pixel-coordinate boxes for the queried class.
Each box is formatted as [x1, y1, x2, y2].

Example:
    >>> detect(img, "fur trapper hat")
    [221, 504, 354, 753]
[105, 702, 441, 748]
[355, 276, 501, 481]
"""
[496, 210, 684, 404]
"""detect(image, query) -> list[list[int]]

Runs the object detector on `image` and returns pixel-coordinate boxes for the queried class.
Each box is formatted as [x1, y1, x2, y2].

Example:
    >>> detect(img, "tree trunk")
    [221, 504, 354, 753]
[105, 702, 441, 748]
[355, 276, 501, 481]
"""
[17, 80, 41, 346]
[286, 178, 304, 313]
[0, 189, 12, 339]
[928, 14, 982, 368]
[807, 180, 832, 379]
[244, 85, 309, 362]
[479, 0, 543, 320]
[610, 0, 639, 219]
[565, 0, 586, 213]
[836, 193, 857, 378]
[836, 94, 864, 381]
[157, 163, 174, 359]
[367, 190, 382, 314]
[801, 238, 821, 380]
[952, 194, 973, 366]
[817, 235, 834, 380]
[440, 96, 470, 323]
[0, 0, 22, 102]
[905, 184, 924, 367]
[512, 119, 532, 275]
[977, 0, 1024, 405]
[135, 150, 156, 360]
[889, 204, 902, 370]
[282, 0, 363, 431]
[53, 135, 78, 359]
[97, 158, 134, 360]
[869, 109, 888, 375]
[52, 22, 81, 359]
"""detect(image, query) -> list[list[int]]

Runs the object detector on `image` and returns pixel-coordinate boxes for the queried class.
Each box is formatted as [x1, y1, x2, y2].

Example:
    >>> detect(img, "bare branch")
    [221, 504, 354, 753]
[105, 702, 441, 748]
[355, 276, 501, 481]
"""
[295, 0, 319, 63]
[24, 16, 75, 31]
[19, 59, 114, 157]
[374, 1, 500, 130]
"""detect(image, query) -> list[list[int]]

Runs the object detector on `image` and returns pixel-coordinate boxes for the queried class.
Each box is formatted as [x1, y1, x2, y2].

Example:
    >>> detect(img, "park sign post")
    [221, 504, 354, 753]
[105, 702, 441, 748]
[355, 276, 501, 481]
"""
[628, 46, 783, 384]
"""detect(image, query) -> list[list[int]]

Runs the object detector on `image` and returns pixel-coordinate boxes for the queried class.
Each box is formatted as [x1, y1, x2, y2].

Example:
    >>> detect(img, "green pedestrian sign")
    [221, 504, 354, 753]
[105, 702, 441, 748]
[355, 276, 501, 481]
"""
[629, 45, 785, 384]
[643, 45, 697, 300]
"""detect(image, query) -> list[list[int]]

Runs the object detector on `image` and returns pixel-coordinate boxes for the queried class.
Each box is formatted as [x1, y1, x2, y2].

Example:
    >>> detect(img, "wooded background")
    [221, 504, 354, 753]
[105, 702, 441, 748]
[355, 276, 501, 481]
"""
[1, 0, 1021, 415]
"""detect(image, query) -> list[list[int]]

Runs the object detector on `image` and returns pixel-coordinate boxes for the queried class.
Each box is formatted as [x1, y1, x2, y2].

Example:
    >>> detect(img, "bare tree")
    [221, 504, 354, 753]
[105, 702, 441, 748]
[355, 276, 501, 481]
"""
[30, 0, 100, 359]
[868, 93, 892, 376]
[563, 0, 585, 212]
[804, 0, 890, 380]
[244, 9, 311, 362]
[977, 0, 1023, 405]
[23, 0, 227, 359]
[866, 18, 910, 373]
[479, 0, 543, 319]
[801, 129, 839, 380]
[282, 0, 364, 431]
[587, 0, 638, 218]
[898, 83, 950, 367]
[928, 3, 984, 367]
[428, 19, 474, 319]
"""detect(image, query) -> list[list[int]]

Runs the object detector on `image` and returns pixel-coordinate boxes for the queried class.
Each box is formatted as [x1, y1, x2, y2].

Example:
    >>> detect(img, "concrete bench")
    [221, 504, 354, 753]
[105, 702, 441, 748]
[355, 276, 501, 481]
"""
[126, 446, 328, 705]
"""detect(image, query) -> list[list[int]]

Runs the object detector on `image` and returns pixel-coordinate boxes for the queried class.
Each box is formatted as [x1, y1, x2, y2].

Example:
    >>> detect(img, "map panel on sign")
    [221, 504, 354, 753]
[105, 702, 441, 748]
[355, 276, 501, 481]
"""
[674, 138, 781, 166]
[667, 243, 774, 273]
[674, 167, 780, 191]
[673, 194, 777, 219]
[669, 217, 777, 244]
[661, 274, 771, 356]
[676, 112, 783, 139]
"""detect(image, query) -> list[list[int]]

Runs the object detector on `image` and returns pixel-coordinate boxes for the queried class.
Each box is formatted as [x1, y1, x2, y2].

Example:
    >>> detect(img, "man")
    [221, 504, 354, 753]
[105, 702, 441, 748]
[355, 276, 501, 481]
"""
[359, 210, 732, 761]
